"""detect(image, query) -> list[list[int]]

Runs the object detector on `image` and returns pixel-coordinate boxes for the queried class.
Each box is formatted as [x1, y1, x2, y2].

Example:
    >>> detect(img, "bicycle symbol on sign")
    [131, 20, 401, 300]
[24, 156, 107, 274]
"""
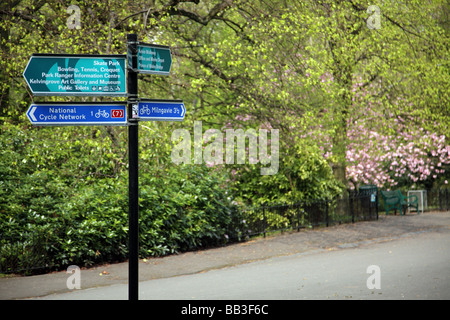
[140, 105, 151, 115]
[94, 109, 110, 118]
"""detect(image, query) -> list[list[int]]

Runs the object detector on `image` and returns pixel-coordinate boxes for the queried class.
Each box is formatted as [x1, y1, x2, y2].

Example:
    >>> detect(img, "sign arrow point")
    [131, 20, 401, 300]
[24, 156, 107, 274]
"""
[29, 106, 37, 122]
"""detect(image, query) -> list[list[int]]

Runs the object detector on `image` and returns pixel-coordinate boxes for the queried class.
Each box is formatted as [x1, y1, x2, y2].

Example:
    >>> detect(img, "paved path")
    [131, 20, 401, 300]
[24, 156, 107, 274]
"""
[1, 211, 449, 300]
[35, 227, 450, 300]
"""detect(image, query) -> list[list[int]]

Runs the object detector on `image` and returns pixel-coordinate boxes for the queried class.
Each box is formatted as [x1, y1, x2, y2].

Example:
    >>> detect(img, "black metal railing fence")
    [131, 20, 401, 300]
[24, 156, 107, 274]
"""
[239, 190, 379, 238]
[1, 188, 449, 275]
[428, 188, 450, 212]
[0, 232, 54, 275]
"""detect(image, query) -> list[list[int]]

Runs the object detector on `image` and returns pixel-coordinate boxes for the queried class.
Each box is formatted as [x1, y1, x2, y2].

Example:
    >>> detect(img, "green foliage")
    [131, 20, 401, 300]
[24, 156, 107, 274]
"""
[138, 164, 238, 256]
[0, 123, 128, 268]
[232, 140, 343, 206]
[0, 122, 241, 269]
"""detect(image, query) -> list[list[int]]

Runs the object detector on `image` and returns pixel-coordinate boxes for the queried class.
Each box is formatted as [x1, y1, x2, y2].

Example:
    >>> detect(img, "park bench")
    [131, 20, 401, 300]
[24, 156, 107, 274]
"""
[380, 190, 419, 215]
[397, 190, 419, 214]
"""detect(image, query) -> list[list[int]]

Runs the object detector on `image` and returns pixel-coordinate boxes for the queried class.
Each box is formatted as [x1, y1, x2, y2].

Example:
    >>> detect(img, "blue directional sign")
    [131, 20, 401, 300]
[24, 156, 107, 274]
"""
[138, 100, 185, 121]
[23, 54, 127, 96]
[26, 103, 127, 126]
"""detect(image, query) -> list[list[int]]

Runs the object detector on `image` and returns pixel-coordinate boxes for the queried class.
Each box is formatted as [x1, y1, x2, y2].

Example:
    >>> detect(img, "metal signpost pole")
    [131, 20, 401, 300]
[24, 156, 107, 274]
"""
[127, 33, 139, 301]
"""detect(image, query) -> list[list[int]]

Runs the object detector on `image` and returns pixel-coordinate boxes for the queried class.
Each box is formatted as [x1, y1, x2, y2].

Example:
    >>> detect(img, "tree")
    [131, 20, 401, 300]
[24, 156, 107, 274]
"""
[1, 0, 448, 206]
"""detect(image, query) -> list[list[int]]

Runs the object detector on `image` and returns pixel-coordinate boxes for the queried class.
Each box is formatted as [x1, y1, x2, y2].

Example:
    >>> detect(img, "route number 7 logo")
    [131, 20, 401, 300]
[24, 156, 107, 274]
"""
[111, 109, 124, 118]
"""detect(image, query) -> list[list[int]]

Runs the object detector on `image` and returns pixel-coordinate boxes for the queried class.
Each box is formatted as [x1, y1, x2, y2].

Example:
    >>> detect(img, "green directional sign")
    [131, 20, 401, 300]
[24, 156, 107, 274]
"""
[23, 54, 126, 96]
[131, 43, 172, 75]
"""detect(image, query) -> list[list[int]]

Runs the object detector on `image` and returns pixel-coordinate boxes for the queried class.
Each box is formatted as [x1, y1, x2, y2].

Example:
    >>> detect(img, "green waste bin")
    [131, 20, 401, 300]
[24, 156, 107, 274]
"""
[359, 185, 378, 219]
[359, 184, 378, 203]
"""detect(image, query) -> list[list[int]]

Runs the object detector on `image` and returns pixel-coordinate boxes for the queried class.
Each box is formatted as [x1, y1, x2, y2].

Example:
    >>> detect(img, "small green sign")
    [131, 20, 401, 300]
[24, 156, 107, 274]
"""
[134, 43, 172, 75]
[23, 54, 126, 96]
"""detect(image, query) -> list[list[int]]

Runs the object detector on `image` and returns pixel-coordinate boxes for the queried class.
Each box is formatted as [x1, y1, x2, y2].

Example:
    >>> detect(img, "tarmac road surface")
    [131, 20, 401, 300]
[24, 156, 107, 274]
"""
[26, 213, 449, 300]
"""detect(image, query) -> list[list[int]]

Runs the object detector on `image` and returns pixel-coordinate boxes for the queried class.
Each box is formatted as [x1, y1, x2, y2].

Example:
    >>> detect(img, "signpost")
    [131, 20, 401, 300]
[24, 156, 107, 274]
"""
[24, 34, 185, 301]
[23, 54, 126, 96]
[138, 100, 185, 121]
[26, 103, 127, 126]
